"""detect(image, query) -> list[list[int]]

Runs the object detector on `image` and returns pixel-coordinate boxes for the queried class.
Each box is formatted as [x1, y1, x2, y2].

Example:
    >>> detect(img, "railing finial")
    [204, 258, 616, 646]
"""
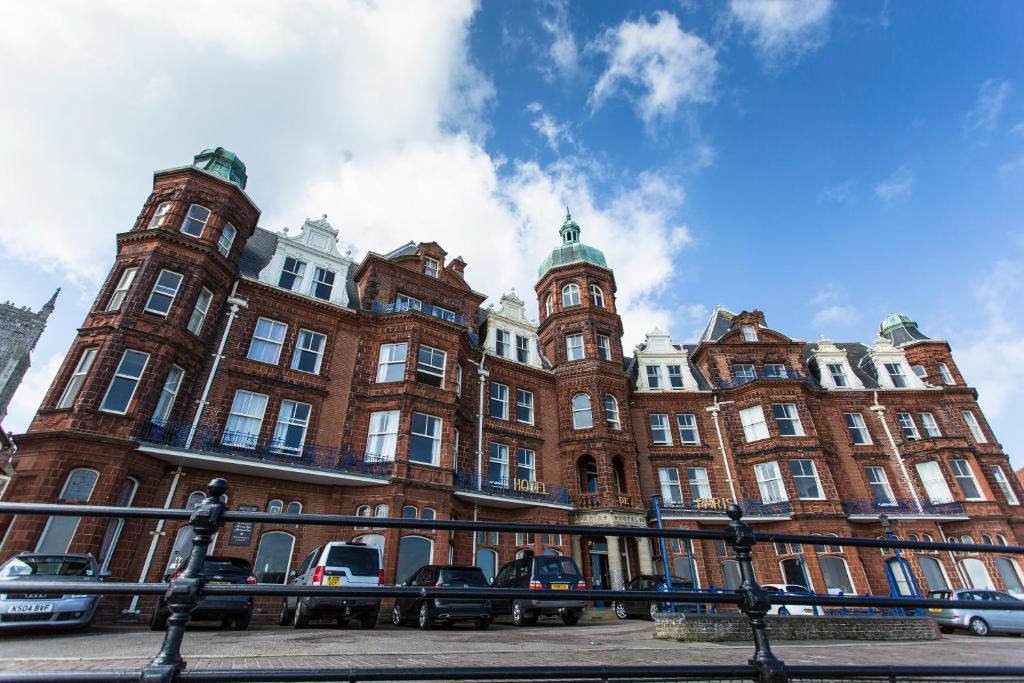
[726, 503, 743, 521]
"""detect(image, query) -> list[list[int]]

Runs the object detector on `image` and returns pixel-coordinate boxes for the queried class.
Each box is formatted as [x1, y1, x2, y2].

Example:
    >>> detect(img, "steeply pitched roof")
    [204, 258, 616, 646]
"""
[699, 305, 736, 342]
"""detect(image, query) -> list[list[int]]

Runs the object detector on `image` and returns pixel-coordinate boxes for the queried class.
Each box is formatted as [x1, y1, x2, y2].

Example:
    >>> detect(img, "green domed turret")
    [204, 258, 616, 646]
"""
[193, 147, 248, 189]
[880, 313, 930, 347]
[538, 209, 608, 278]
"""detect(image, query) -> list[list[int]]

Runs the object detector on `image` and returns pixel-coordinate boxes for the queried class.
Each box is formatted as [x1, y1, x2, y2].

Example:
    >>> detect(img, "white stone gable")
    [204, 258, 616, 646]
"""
[811, 338, 864, 390]
[485, 291, 544, 369]
[257, 216, 354, 308]
[634, 328, 699, 392]
[867, 337, 926, 389]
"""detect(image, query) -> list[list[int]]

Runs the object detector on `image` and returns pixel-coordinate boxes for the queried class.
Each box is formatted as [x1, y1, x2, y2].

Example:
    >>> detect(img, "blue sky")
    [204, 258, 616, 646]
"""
[1, 0, 1022, 467]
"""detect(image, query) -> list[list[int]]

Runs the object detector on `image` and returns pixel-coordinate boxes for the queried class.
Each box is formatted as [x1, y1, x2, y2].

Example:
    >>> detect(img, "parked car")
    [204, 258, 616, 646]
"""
[392, 565, 492, 629]
[0, 553, 108, 631]
[151, 556, 255, 630]
[613, 574, 695, 620]
[492, 551, 586, 626]
[279, 541, 383, 629]
[928, 589, 1024, 636]
[762, 584, 818, 616]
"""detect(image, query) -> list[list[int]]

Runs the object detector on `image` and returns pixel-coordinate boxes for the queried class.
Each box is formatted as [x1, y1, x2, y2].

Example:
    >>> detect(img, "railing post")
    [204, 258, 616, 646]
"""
[142, 477, 228, 683]
[727, 504, 787, 683]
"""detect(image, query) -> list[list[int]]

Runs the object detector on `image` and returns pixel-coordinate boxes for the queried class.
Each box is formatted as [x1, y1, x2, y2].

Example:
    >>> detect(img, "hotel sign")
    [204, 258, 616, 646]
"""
[512, 478, 547, 495]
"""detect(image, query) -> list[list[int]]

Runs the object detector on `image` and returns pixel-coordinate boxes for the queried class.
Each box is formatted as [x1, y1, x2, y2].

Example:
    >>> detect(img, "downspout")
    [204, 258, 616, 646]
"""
[125, 465, 183, 615]
[473, 354, 489, 563]
[186, 282, 248, 448]
[869, 391, 923, 512]
[706, 399, 738, 502]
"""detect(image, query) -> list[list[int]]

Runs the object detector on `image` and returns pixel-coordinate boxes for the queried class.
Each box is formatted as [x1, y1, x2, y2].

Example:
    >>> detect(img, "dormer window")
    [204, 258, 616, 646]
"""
[884, 363, 908, 388]
[310, 267, 335, 300]
[423, 257, 439, 278]
[937, 362, 954, 385]
[741, 324, 757, 342]
[278, 257, 306, 291]
[562, 283, 580, 307]
[667, 365, 684, 389]
[515, 335, 530, 363]
[149, 202, 172, 228]
[646, 365, 662, 389]
[826, 363, 848, 387]
[589, 285, 604, 308]
[180, 204, 210, 237]
[218, 223, 236, 257]
[495, 329, 511, 357]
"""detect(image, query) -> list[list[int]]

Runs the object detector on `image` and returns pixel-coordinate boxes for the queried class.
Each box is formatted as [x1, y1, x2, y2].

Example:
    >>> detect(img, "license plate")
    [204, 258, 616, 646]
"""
[326, 576, 341, 587]
[10, 603, 52, 614]
[550, 583, 569, 590]
[928, 608, 942, 613]
[207, 580, 231, 585]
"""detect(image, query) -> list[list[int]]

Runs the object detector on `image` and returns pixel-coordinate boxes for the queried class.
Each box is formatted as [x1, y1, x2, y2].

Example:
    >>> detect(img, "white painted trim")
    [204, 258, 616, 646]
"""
[452, 490, 573, 511]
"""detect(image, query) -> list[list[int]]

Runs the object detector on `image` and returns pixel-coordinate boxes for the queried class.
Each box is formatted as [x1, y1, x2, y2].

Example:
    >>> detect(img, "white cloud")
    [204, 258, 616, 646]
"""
[812, 304, 860, 329]
[964, 78, 1012, 134]
[817, 180, 853, 203]
[998, 153, 1024, 178]
[810, 282, 842, 306]
[589, 11, 719, 126]
[538, 0, 579, 80]
[526, 103, 575, 153]
[729, 0, 834, 68]
[874, 165, 914, 202]
[5, 353, 64, 434]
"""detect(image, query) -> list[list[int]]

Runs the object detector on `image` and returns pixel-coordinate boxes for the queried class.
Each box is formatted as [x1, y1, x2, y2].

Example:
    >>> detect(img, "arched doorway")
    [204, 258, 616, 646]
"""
[396, 536, 433, 585]
[253, 531, 295, 584]
[578, 456, 598, 507]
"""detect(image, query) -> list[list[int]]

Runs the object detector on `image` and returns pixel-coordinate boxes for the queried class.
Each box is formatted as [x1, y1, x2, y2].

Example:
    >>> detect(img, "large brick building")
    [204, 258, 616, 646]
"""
[1, 149, 1022, 621]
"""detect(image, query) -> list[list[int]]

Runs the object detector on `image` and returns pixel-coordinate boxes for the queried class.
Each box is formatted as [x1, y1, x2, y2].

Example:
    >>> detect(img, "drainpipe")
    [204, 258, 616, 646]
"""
[706, 398, 738, 502]
[474, 355, 488, 564]
[186, 283, 248, 448]
[125, 465, 183, 615]
[869, 392, 923, 513]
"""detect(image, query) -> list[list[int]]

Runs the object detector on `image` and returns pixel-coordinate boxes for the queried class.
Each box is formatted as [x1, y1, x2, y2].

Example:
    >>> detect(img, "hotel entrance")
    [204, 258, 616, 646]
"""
[583, 535, 632, 606]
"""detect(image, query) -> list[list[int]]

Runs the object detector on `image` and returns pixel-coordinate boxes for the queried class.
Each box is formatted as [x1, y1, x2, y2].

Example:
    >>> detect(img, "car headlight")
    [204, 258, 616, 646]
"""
[0, 594, 6, 600]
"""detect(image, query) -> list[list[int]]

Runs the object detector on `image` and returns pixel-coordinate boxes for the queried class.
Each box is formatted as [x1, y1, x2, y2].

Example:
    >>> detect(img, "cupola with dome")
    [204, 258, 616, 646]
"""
[537, 209, 608, 278]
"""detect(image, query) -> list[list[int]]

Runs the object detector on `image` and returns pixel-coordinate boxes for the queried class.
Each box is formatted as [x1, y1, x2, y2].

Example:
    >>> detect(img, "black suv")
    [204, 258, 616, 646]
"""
[613, 574, 695, 620]
[151, 557, 255, 630]
[392, 565, 492, 629]
[492, 552, 585, 626]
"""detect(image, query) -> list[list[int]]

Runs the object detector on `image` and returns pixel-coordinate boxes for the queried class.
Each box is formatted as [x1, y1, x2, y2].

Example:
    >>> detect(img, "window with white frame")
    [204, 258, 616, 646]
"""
[106, 268, 138, 312]
[489, 382, 509, 419]
[488, 442, 509, 485]
[990, 465, 1020, 505]
[145, 270, 183, 316]
[604, 394, 620, 430]
[789, 459, 823, 499]
[919, 412, 941, 438]
[916, 461, 954, 504]
[247, 318, 287, 365]
[516, 335, 530, 363]
[180, 204, 210, 237]
[423, 256, 439, 278]
[896, 412, 919, 440]
[937, 362, 954, 385]
[589, 285, 604, 308]
[309, 267, 335, 300]
[826, 363, 849, 387]
[223, 390, 268, 448]
[962, 411, 987, 443]
[495, 329, 511, 357]
[741, 325, 757, 341]
[764, 363, 786, 378]
[658, 468, 682, 504]
[217, 223, 236, 256]
[409, 413, 441, 465]
[649, 414, 672, 445]
[366, 410, 399, 461]
[291, 329, 326, 374]
[687, 467, 712, 500]
[455, 364, 462, 396]
[149, 201, 172, 228]
[278, 257, 306, 291]
[667, 365, 684, 389]
[676, 414, 700, 444]
[772, 403, 804, 436]
[865, 466, 896, 505]
[950, 459, 983, 500]
[544, 296, 553, 317]
[572, 393, 593, 429]
[844, 413, 872, 445]
[187, 287, 213, 335]
[739, 405, 769, 442]
[376, 343, 407, 382]
[272, 400, 311, 455]
[733, 363, 756, 383]
[646, 365, 662, 389]
[912, 365, 927, 379]
[57, 348, 97, 409]
[754, 461, 788, 503]
[516, 389, 534, 424]
[415, 345, 446, 387]
[884, 362, 908, 388]
[562, 283, 580, 307]
[596, 334, 611, 361]
[566, 333, 584, 361]
[517, 448, 535, 481]
[152, 365, 184, 424]
[100, 350, 149, 414]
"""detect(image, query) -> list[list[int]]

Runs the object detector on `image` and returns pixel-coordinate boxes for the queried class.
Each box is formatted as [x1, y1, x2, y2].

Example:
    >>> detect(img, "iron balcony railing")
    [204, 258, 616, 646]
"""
[370, 299, 465, 326]
[1, 479, 1023, 682]
[719, 368, 807, 388]
[660, 497, 793, 517]
[453, 469, 570, 505]
[135, 420, 394, 479]
[843, 497, 966, 516]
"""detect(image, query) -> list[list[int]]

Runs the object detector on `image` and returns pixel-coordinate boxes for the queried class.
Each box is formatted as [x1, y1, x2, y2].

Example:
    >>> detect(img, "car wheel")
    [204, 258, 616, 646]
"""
[511, 600, 528, 627]
[418, 603, 432, 630]
[648, 602, 660, 620]
[279, 600, 293, 626]
[561, 609, 580, 626]
[232, 615, 251, 631]
[614, 602, 628, 620]
[969, 617, 990, 637]
[475, 618, 491, 630]
[939, 625, 954, 634]
[293, 601, 310, 629]
[149, 609, 168, 632]
[359, 611, 378, 629]
[391, 604, 404, 626]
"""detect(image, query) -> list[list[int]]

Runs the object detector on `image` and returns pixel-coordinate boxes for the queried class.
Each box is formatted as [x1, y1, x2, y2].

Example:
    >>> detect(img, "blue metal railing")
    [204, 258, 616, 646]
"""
[659, 497, 793, 517]
[370, 299, 466, 326]
[842, 497, 965, 516]
[134, 420, 393, 478]
[454, 469, 570, 506]
[718, 367, 806, 388]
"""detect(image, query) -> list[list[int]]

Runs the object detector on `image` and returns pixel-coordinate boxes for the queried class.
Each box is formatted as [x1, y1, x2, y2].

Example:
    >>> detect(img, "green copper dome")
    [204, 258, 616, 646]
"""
[538, 209, 608, 278]
[193, 147, 247, 189]
[880, 312, 931, 347]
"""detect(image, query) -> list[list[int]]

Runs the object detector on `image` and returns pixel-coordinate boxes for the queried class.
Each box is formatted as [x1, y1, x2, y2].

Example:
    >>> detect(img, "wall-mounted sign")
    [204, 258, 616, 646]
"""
[512, 478, 547, 495]
[228, 504, 260, 546]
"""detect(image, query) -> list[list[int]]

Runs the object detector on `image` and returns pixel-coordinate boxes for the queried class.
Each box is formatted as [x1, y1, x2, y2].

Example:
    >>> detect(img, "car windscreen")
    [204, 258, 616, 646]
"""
[325, 546, 379, 575]
[438, 568, 489, 587]
[928, 591, 952, 600]
[0, 556, 94, 578]
[533, 556, 579, 578]
[204, 559, 251, 576]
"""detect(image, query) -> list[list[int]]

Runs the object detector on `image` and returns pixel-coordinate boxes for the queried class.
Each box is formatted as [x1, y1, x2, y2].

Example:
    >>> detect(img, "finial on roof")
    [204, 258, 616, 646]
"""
[322, 213, 328, 220]
[566, 206, 571, 220]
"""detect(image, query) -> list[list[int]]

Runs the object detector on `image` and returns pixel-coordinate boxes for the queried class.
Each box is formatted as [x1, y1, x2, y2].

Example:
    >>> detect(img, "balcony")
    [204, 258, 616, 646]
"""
[719, 368, 807, 389]
[453, 470, 572, 510]
[134, 420, 393, 486]
[658, 497, 793, 521]
[843, 498, 967, 520]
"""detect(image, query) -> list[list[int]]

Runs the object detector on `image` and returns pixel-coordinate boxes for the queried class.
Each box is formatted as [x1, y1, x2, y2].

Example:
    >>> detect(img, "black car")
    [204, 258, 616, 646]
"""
[392, 565, 492, 629]
[492, 552, 586, 626]
[151, 557, 255, 630]
[613, 574, 695, 620]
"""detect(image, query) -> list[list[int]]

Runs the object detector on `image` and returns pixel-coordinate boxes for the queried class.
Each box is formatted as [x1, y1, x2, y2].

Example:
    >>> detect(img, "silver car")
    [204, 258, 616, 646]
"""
[0, 553, 108, 631]
[928, 589, 1024, 636]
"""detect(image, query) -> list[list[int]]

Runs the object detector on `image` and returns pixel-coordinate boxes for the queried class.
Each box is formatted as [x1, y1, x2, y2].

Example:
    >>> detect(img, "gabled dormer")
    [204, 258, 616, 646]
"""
[257, 215, 354, 308]
[867, 336, 926, 390]
[484, 291, 544, 369]
[811, 338, 864, 390]
[634, 328, 699, 391]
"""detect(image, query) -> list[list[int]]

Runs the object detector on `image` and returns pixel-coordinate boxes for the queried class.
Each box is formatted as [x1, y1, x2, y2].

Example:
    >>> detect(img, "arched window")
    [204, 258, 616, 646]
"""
[918, 556, 949, 591]
[996, 558, 1024, 595]
[98, 476, 140, 572]
[887, 557, 915, 595]
[476, 548, 498, 583]
[907, 533, 920, 553]
[36, 468, 100, 554]
[545, 296, 553, 317]
[578, 456, 599, 494]
[571, 393, 593, 429]
[923, 533, 937, 553]
[268, 499, 284, 514]
[997, 535, 1008, 546]
[981, 533, 993, 545]
[562, 283, 580, 307]
[355, 505, 372, 530]
[959, 557, 994, 589]
[961, 535, 974, 547]
[402, 505, 417, 519]
[516, 548, 530, 559]
[780, 558, 810, 589]
[604, 394, 621, 430]
[375, 504, 390, 518]
[253, 531, 295, 584]
[163, 491, 208, 574]
[396, 536, 433, 585]
[589, 285, 604, 308]
[819, 556, 854, 595]
[286, 501, 302, 514]
[612, 457, 628, 494]
[421, 508, 436, 521]
[721, 560, 742, 590]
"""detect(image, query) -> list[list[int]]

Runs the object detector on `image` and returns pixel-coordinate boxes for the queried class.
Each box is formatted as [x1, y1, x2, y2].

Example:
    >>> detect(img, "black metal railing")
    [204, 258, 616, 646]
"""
[843, 497, 966, 516]
[1, 479, 1023, 683]
[660, 497, 793, 518]
[454, 469, 571, 505]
